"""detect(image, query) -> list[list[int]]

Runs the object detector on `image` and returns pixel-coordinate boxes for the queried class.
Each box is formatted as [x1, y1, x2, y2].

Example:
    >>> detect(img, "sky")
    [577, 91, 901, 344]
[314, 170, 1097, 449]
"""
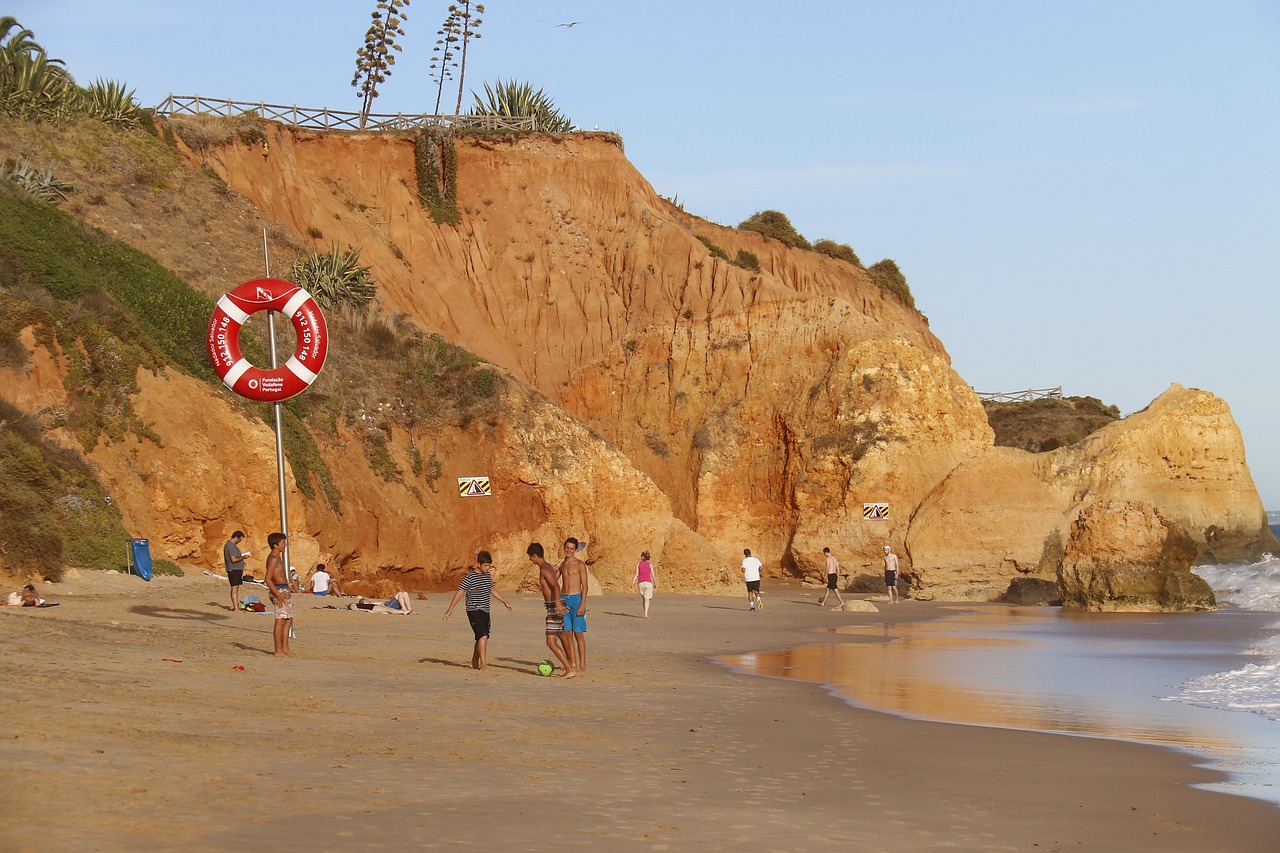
[13, 1, 1280, 508]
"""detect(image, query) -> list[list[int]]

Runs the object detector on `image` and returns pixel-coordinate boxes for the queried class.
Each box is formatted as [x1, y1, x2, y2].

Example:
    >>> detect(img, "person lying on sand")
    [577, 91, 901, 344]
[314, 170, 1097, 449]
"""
[3, 584, 58, 607]
[347, 592, 414, 614]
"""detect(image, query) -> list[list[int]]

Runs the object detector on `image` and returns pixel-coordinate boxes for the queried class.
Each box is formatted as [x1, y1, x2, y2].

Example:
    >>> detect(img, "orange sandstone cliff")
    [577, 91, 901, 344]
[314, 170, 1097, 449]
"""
[1, 119, 1272, 598]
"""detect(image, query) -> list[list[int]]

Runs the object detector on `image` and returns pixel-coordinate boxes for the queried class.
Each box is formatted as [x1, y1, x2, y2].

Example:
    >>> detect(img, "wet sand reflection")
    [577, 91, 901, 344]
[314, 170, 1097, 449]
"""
[721, 607, 1251, 752]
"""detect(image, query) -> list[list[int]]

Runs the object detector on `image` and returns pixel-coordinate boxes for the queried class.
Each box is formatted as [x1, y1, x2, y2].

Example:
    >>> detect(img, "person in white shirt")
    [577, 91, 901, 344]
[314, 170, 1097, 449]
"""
[309, 564, 335, 596]
[741, 548, 763, 611]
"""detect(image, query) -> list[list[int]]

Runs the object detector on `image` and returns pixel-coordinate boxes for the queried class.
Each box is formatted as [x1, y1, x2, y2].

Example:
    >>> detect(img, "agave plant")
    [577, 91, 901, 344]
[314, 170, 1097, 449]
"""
[288, 244, 377, 312]
[470, 79, 573, 133]
[81, 78, 143, 130]
[0, 157, 74, 203]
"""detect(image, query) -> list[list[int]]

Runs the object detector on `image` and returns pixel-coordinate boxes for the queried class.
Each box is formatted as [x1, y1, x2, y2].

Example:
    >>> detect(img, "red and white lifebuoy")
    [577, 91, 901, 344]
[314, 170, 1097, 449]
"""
[206, 278, 328, 403]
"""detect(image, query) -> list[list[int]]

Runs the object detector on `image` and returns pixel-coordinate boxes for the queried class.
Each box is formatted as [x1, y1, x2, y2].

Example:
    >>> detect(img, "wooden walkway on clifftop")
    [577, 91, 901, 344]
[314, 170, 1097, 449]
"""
[153, 94, 538, 133]
[974, 386, 1063, 403]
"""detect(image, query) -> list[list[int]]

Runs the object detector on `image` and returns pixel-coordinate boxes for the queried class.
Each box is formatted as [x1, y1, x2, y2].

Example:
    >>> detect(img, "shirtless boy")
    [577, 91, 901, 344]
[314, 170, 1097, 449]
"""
[558, 537, 589, 672]
[265, 532, 292, 657]
[527, 543, 575, 678]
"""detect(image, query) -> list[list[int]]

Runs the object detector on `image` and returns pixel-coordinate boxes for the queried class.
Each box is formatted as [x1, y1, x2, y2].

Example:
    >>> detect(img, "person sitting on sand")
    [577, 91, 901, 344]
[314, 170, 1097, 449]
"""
[347, 592, 414, 614]
[4, 584, 49, 607]
[309, 564, 335, 596]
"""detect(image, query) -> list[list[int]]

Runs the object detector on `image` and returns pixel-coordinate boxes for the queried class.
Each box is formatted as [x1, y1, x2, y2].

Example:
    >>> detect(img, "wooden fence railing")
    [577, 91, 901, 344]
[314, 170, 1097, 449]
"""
[152, 94, 537, 133]
[974, 387, 1064, 403]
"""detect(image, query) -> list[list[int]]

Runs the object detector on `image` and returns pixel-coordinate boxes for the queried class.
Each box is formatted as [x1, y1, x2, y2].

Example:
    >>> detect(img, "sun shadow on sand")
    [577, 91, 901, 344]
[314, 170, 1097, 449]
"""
[129, 605, 229, 621]
[601, 611, 643, 618]
[419, 656, 542, 675]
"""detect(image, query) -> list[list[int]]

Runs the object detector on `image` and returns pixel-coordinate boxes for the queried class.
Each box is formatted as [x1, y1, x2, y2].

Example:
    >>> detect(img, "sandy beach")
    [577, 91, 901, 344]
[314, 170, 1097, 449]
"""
[3, 571, 1278, 852]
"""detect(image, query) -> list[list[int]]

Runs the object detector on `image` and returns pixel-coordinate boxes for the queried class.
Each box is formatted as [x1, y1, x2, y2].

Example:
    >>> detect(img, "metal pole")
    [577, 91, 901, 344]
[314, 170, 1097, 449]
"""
[263, 230, 292, 589]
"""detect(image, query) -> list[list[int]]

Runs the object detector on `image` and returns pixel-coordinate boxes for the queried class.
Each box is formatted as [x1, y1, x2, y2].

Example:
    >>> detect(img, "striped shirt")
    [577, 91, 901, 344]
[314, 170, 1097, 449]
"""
[459, 569, 494, 612]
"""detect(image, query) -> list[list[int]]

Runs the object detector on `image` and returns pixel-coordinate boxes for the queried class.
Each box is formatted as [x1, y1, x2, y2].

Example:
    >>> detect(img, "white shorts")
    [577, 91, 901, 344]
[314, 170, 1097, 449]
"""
[638, 582, 654, 600]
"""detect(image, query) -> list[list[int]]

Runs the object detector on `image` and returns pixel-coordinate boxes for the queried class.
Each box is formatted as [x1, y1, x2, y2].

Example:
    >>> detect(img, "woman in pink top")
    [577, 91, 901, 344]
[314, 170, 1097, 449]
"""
[632, 551, 656, 618]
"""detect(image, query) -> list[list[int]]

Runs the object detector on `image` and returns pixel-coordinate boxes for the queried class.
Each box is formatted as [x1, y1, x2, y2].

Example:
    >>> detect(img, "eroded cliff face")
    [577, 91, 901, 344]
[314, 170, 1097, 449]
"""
[3, 120, 1271, 599]
[198, 126, 987, 579]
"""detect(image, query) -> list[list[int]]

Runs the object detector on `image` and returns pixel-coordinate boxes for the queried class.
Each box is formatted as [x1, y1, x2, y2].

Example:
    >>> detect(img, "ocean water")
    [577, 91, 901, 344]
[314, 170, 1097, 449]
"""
[1180, 543, 1280, 721]
[722, 527, 1280, 805]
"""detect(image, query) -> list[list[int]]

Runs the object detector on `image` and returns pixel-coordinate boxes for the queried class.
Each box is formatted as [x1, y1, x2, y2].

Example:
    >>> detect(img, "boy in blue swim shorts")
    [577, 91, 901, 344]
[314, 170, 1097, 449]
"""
[557, 537, 589, 672]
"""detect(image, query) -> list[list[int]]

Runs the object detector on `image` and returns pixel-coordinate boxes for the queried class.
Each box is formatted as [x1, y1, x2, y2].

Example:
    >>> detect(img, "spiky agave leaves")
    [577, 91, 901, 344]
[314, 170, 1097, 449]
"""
[0, 157, 74, 203]
[470, 79, 573, 133]
[81, 79, 143, 130]
[289, 244, 377, 313]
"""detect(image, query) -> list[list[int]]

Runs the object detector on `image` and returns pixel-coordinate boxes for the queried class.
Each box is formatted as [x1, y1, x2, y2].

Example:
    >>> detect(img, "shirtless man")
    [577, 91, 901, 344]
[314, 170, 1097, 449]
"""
[883, 544, 901, 604]
[265, 532, 292, 656]
[557, 537, 589, 673]
[527, 543, 575, 678]
[818, 547, 845, 608]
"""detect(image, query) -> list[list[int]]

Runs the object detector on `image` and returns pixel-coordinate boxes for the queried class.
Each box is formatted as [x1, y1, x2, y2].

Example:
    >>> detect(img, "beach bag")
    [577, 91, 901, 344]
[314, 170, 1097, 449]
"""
[251, 602, 266, 612]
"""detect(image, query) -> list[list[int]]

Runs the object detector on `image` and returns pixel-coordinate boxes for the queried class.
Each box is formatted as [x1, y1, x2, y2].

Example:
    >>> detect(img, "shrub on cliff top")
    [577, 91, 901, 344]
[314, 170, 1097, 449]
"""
[813, 238, 863, 268]
[738, 209, 811, 250]
[866, 258, 915, 310]
[983, 395, 1121, 453]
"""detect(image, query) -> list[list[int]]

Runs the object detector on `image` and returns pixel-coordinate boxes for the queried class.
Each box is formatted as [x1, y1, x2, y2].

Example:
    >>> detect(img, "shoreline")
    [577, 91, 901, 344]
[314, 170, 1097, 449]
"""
[720, 594, 1280, 807]
[3, 571, 1278, 851]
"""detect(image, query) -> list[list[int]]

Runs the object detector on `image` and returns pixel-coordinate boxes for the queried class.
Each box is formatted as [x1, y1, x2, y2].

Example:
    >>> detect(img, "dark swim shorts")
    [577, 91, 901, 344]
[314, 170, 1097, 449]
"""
[826, 573, 838, 590]
[227, 569, 244, 588]
[467, 609, 491, 640]
[885, 570, 898, 587]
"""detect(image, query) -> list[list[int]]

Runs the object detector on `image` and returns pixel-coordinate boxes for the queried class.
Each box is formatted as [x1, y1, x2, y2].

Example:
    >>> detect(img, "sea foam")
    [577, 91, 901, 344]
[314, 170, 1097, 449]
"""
[1181, 545, 1280, 722]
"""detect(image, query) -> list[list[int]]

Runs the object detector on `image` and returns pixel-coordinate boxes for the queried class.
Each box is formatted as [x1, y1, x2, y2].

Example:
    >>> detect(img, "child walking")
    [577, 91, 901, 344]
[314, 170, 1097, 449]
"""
[444, 550, 512, 670]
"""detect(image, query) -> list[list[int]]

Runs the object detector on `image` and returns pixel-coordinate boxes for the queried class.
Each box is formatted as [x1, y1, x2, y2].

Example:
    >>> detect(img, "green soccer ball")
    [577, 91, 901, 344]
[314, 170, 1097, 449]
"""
[537, 660, 555, 676]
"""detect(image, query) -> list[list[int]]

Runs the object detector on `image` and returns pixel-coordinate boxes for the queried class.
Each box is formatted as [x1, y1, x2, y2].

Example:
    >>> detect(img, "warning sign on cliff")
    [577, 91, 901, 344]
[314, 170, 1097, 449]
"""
[863, 502, 889, 521]
[457, 476, 492, 497]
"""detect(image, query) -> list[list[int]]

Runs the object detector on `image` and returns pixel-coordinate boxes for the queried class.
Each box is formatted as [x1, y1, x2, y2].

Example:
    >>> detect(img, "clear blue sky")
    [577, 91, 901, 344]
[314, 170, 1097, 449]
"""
[16, 1, 1280, 508]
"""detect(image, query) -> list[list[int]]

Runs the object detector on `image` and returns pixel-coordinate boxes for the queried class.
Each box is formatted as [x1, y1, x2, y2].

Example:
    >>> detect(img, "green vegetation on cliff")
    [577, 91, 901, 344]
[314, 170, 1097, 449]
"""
[983, 396, 1121, 452]
[0, 398, 130, 580]
[0, 182, 213, 448]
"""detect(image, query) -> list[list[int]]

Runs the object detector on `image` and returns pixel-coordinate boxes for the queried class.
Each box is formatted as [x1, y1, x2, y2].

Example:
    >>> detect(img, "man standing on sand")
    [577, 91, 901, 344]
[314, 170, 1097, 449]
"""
[883, 544, 900, 604]
[818, 547, 845, 608]
[741, 548, 763, 611]
[444, 550, 512, 670]
[223, 530, 250, 612]
[527, 543, 575, 678]
[558, 537, 589, 672]
[265, 532, 292, 657]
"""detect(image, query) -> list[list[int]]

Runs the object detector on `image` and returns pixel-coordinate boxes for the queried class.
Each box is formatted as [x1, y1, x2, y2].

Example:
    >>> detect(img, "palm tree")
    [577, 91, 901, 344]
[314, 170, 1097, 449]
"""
[0, 18, 77, 122]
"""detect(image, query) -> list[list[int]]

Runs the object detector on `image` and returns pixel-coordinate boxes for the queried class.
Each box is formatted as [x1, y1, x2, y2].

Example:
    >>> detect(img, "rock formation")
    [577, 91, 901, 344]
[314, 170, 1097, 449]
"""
[1057, 499, 1215, 612]
[1, 117, 1272, 605]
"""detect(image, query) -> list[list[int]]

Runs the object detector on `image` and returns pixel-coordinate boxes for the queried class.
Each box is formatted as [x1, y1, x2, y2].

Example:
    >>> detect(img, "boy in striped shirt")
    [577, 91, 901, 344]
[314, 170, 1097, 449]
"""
[444, 550, 512, 670]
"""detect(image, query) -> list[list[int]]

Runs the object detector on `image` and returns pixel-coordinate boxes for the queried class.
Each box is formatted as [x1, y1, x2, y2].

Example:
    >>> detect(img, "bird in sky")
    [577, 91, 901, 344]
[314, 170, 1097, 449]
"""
[556, 21, 581, 28]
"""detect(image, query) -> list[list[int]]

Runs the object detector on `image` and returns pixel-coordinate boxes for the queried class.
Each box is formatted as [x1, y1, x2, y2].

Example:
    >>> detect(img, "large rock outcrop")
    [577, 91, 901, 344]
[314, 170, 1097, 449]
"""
[1057, 499, 1215, 612]
[907, 385, 1272, 605]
